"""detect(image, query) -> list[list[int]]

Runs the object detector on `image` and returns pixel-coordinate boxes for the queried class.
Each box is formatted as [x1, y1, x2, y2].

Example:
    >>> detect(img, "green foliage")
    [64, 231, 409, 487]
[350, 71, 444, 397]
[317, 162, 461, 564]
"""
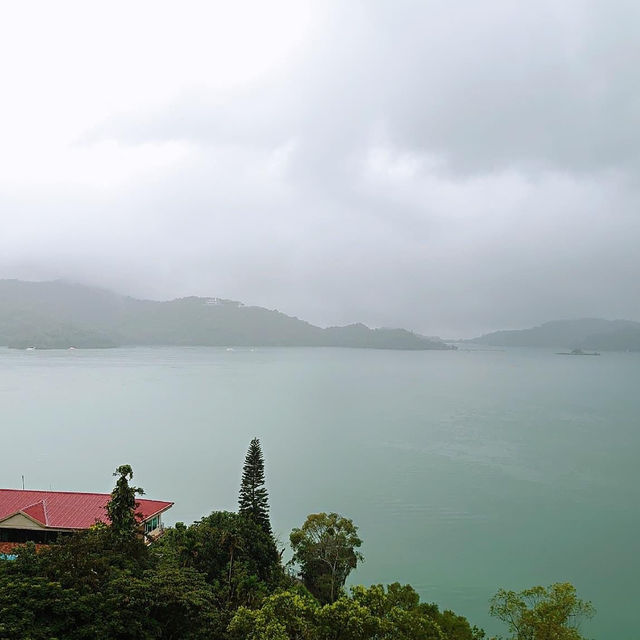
[489, 583, 595, 640]
[134, 565, 222, 639]
[0, 575, 82, 640]
[1, 460, 553, 640]
[0, 520, 220, 639]
[316, 594, 384, 640]
[229, 583, 482, 640]
[229, 589, 318, 640]
[290, 512, 364, 604]
[155, 510, 283, 607]
[238, 438, 272, 535]
[0, 467, 225, 639]
[37, 527, 151, 588]
[106, 464, 145, 541]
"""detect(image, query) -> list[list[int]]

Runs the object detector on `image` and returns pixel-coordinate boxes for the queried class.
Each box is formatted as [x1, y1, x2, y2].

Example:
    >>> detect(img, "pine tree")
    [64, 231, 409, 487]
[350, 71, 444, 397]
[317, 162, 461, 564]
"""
[238, 438, 272, 535]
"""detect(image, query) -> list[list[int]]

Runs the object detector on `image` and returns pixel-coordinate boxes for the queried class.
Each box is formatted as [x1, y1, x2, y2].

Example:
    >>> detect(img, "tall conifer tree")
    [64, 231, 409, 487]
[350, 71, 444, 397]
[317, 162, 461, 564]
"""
[238, 438, 272, 535]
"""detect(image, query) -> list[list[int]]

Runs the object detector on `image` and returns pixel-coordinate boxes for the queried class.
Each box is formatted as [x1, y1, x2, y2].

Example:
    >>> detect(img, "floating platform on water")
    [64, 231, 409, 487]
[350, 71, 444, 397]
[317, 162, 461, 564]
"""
[556, 349, 600, 356]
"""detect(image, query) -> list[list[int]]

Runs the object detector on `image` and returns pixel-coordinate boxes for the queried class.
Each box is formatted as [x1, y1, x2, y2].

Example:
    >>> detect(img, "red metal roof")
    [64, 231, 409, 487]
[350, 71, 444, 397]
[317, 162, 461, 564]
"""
[0, 489, 172, 530]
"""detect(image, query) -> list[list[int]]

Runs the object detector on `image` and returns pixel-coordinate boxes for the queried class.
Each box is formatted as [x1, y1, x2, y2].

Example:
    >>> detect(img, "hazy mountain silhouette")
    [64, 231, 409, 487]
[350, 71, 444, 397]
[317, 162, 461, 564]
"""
[470, 318, 640, 350]
[0, 280, 452, 351]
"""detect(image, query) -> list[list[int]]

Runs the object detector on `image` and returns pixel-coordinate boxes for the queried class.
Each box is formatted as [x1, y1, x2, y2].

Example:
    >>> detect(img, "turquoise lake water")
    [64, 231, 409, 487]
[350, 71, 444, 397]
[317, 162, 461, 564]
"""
[1, 345, 637, 637]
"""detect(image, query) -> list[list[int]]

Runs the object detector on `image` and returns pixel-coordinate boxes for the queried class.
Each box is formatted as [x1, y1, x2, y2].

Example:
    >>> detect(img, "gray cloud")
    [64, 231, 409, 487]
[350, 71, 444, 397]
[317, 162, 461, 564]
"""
[2, 0, 640, 337]
[88, 0, 640, 175]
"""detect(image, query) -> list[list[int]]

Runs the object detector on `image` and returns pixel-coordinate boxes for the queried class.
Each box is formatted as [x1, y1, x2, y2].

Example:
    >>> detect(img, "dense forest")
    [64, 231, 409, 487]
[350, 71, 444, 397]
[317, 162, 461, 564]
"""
[0, 442, 594, 639]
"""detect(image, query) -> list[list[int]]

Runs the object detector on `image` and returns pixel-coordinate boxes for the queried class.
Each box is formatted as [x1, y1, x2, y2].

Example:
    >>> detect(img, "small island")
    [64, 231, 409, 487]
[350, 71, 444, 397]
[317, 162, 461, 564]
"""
[556, 348, 601, 356]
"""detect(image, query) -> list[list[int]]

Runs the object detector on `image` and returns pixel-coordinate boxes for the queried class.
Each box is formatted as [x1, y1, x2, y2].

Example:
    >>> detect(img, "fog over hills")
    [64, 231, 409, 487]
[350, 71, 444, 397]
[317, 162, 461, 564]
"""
[0, 280, 451, 351]
[4, 280, 640, 352]
[4, 2, 640, 339]
[470, 318, 640, 351]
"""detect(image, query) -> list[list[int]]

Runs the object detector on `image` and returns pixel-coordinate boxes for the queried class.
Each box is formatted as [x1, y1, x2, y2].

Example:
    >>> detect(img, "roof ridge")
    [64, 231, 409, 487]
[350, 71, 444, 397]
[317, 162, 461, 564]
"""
[0, 488, 112, 497]
[20, 500, 48, 525]
[0, 488, 169, 502]
[21, 498, 46, 510]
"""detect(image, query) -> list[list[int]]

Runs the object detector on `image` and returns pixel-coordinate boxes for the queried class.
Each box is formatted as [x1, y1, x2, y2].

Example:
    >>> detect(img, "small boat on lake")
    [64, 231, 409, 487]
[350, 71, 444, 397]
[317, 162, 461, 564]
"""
[556, 348, 600, 356]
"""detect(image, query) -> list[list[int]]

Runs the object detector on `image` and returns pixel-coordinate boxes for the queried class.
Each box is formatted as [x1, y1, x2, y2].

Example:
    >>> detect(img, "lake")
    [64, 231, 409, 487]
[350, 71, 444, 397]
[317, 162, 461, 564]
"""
[1, 345, 637, 637]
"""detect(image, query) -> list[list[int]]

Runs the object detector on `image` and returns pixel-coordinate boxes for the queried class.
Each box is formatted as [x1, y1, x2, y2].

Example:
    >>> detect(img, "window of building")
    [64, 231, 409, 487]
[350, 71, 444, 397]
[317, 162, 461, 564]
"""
[144, 516, 160, 533]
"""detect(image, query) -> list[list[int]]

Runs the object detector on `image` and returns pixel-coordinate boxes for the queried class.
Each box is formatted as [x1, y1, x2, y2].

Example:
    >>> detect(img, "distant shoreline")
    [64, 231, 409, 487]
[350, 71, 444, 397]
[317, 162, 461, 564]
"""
[4, 343, 457, 352]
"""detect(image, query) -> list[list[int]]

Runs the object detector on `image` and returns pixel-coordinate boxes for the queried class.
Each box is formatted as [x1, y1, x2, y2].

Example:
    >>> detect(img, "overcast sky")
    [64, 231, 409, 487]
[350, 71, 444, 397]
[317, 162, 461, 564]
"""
[1, 1, 639, 337]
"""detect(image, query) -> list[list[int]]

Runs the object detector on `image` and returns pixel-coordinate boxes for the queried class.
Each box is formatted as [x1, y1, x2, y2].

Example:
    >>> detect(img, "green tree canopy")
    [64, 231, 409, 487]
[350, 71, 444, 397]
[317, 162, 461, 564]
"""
[229, 583, 483, 640]
[290, 512, 364, 604]
[155, 510, 283, 607]
[238, 438, 272, 535]
[0, 512, 219, 639]
[489, 582, 595, 640]
[106, 464, 145, 541]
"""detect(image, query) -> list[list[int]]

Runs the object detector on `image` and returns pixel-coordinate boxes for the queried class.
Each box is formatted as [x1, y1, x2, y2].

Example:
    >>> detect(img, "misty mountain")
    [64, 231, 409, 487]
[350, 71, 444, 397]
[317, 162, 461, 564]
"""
[0, 280, 452, 351]
[470, 318, 640, 350]
[575, 324, 640, 352]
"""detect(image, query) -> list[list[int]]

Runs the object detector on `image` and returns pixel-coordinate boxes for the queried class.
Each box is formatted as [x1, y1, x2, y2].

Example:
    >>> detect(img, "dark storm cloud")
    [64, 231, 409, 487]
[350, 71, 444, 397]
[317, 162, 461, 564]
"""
[2, 0, 640, 336]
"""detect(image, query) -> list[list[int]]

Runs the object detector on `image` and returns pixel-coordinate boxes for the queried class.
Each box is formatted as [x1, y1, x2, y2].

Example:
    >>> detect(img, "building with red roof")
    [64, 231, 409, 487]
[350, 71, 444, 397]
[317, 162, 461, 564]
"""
[0, 489, 172, 550]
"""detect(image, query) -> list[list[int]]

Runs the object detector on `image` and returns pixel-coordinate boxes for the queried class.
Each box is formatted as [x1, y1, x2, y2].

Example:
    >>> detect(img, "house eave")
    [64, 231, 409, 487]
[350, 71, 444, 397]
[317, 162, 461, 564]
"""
[140, 502, 173, 522]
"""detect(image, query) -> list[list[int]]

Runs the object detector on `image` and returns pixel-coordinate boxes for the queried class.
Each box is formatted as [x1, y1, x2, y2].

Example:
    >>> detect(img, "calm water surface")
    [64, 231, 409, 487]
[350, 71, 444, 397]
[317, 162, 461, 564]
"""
[1, 346, 638, 637]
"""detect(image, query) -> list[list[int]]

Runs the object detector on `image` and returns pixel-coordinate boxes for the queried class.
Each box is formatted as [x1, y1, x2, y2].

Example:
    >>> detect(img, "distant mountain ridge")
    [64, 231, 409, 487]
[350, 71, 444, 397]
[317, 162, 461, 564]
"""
[470, 318, 640, 351]
[0, 280, 453, 351]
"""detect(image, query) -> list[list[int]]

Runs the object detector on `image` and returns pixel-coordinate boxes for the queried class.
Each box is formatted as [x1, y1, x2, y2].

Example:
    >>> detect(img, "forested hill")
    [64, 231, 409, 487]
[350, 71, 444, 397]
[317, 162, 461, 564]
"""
[470, 318, 640, 351]
[0, 280, 452, 350]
